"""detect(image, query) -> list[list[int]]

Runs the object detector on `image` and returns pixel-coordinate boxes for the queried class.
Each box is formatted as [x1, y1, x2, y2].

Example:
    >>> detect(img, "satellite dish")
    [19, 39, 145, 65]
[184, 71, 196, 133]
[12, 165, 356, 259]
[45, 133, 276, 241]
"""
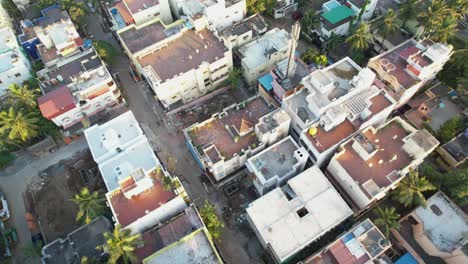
[308, 127, 318, 137]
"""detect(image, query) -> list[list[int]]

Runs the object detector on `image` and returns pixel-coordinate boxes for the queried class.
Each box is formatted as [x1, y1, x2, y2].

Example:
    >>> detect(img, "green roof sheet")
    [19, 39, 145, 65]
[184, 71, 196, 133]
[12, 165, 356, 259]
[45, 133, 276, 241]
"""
[322, 5, 355, 25]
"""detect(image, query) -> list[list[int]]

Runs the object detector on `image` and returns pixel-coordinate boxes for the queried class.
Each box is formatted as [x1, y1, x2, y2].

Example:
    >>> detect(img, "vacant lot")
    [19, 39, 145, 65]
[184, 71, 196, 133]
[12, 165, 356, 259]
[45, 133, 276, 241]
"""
[26, 150, 106, 243]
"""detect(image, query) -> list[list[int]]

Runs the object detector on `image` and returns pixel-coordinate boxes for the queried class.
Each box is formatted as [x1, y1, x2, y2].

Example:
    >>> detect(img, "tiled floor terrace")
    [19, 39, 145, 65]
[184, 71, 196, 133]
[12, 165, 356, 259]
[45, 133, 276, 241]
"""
[305, 119, 356, 153]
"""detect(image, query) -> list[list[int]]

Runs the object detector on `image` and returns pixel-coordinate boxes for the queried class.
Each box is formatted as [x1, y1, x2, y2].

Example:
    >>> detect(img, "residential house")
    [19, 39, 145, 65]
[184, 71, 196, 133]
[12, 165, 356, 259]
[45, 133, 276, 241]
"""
[0, 27, 32, 97]
[346, 0, 378, 21]
[273, 0, 298, 19]
[184, 95, 291, 184]
[246, 166, 353, 263]
[303, 219, 392, 264]
[327, 117, 439, 211]
[393, 192, 468, 264]
[218, 14, 267, 50]
[436, 130, 467, 169]
[37, 48, 122, 129]
[317, 0, 355, 39]
[368, 39, 453, 108]
[118, 18, 233, 109]
[246, 136, 308, 195]
[282, 57, 395, 167]
[84, 111, 189, 233]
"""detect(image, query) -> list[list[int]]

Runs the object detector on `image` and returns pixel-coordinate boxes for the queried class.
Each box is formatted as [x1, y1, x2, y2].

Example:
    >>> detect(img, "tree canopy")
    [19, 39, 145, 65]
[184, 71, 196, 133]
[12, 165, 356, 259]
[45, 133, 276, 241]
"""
[199, 200, 224, 243]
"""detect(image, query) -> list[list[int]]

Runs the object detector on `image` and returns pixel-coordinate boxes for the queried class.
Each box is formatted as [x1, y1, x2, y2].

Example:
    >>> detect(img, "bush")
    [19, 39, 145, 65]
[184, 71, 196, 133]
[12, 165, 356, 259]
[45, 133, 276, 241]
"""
[0, 151, 15, 169]
[93, 40, 117, 65]
[437, 117, 464, 144]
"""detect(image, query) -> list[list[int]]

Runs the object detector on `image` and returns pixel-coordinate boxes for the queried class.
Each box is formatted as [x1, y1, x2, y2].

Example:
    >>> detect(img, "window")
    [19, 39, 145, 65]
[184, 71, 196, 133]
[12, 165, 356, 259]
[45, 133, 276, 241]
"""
[107, 80, 114, 86]
[242, 35, 249, 40]
[296, 207, 309, 218]
[14, 73, 21, 77]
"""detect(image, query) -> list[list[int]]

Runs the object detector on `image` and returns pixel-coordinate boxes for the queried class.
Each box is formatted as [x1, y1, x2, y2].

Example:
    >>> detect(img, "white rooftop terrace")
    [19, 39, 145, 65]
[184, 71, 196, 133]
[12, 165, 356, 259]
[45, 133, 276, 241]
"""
[247, 166, 353, 262]
[414, 192, 468, 253]
[0, 27, 18, 50]
[84, 111, 144, 164]
[238, 28, 290, 69]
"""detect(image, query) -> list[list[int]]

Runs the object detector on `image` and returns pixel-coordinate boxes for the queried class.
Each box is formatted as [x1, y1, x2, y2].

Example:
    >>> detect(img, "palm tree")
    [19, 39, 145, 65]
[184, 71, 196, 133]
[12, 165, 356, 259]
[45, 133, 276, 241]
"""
[346, 22, 373, 51]
[97, 225, 143, 264]
[374, 206, 401, 237]
[7, 83, 40, 110]
[375, 9, 398, 51]
[399, 0, 419, 29]
[446, 0, 468, 17]
[0, 107, 39, 143]
[301, 9, 320, 34]
[394, 170, 436, 207]
[418, 0, 451, 38]
[428, 14, 458, 43]
[71, 187, 106, 224]
[322, 32, 343, 54]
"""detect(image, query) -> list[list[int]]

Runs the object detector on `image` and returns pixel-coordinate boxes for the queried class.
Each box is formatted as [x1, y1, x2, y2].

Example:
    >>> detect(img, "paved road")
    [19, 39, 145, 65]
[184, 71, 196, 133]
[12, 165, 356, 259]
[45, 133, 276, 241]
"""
[1, 137, 89, 264]
[86, 12, 254, 263]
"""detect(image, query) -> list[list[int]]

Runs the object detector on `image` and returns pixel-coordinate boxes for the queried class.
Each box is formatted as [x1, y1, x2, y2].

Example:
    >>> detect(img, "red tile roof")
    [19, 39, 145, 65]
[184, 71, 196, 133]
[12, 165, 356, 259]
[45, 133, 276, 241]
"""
[38, 86, 76, 120]
[115, 2, 134, 25]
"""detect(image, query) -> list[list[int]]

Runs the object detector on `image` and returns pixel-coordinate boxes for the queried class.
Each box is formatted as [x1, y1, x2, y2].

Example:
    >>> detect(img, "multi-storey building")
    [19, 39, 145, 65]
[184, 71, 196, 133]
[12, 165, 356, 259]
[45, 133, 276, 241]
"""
[368, 39, 453, 108]
[247, 166, 353, 263]
[37, 48, 121, 129]
[282, 57, 395, 167]
[218, 14, 267, 50]
[327, 117, 439, 211]
[84, 111, 189, 233]
[184, 95, 291, 183]
[0, 27, 32, 97]
[118, 18, 232, 109]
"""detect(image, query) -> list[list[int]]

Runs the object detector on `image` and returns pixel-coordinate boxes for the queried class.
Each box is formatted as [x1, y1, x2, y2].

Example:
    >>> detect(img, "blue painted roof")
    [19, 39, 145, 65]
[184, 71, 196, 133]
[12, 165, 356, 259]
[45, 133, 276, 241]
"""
[258, 74, 273, 91]
[395, 253, 418, 264]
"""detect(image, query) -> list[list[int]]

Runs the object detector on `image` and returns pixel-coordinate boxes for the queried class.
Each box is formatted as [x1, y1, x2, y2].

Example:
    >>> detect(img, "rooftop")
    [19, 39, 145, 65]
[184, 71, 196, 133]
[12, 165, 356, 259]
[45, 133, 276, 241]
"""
[247, 166, 353, 262]
[187, 96, 273, 160]
[305, 219, 391, 264]
[123, 0, 159, 14]
[35, 5, 69, 28]
[414, 192, 468, 252]
[238, 28, 290, 70]
[41, 217, 112, 264]
[441, 131, 468, 163]
[320, 4, 354, 30]
[220, 14, 268, 38]
[143, 228, 221, 264]
[137, 28, 227, 82]
[247, 136, 304, 181]
[37, 86, 76, 120]
[135, 205, 204, 261]
[0, 27, 18, 50]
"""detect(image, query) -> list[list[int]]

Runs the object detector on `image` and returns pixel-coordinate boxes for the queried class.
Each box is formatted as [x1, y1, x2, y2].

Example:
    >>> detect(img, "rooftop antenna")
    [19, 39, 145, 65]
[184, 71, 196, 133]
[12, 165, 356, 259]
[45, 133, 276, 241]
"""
[286, 21, 300, 78]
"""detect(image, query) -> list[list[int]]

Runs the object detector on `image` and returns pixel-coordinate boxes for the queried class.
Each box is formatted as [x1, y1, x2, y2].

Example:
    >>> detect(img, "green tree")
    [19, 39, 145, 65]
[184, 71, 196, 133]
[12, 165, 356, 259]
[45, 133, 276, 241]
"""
[374, 206, 401, 237]
[394, 170, 436, 207]
[351, 0, 370, 30]
[199, 200, 224, 243]
[301, 48, 318, 64]
[2, 0, 21, 19]
[322, 32, 343, 54]
[246, 0, 267, 15]
[429, 14, 458, 43]
[71, 187, 106, 224]
[437, 117, 463, 143]
[446, 0, 468, 17]
[93, 40, 117, 65]
[301, 9, 320, 34]
[0, 107, 39, 143]
[227, 67, 242, 88]
[346, 22, 373, 51]
[97, 225, 143, 264]
[422, 163, 468, 204]
[68, 5, 87, 28]
[375, 9, 398, 51]
[6, 84, 40, 110]
[399, 0, 419, 29]
[418, 0, 451, 38]
[314, 54, 328, 68]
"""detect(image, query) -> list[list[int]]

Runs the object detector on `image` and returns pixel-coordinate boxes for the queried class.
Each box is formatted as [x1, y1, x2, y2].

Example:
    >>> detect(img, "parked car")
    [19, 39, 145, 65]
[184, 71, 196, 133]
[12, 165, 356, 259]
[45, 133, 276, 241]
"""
[0, 192, 10, 221]
[87, 2, 96, 13]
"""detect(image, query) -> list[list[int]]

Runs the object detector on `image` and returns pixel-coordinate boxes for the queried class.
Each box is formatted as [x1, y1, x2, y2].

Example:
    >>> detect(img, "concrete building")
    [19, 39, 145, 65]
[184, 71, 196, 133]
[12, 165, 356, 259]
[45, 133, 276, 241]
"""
[436, 130, 467, 169]
[273, 0, 298, 19]
[327, 117, 439, 211]
[107, 0, 174, 31]
[118, 18, 232, 109]
[246, 136, 308, 195]
[394, 192, 468, 264]
[282, 57, 395, 167]
[237, 28, 293, 85]
[174, 0, 246, 31]
[218, 14, 267, 50]
[41, 217, 112, 264]
[0, 5, 13, 29]
[84, 111, 189, 233]
[135, 205, 223, 263]
[368, 39, 453, 108]
[246, 166, 353, 263]
[18, 5, 82, 64]
[317, 0, 354, 39]
[304, 219, 392, 264]
[0, 27, 32, 97]
[184, 95, 291, 183]
[37, 48, 122, 129]
[347, 0, 378, 21]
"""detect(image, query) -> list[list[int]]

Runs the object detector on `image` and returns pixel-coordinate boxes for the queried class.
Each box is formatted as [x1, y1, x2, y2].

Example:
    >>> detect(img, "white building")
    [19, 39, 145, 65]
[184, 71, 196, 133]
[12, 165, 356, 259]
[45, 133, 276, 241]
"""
[0, 27, 32, 97]
[317, 0, 355, 39]
[327, 117, 439, 211]
[246, 136, 308, 195]
[184, 96, 291, 183]
[282, 57, 395, 167]
[37, 48, 121, 129]
[218, 14, 267, 50]
[174, 0, 246, 31]
[246, 166, 353, 263]
[273, 0, 298, 19]
[368, 39, 453, 108]
[118, 18, 232, 109]
[0, 5, 13, 29]
[347, 0, 378, 21]
[84, 111, 188, 233]
[237, 28, 293, 85]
